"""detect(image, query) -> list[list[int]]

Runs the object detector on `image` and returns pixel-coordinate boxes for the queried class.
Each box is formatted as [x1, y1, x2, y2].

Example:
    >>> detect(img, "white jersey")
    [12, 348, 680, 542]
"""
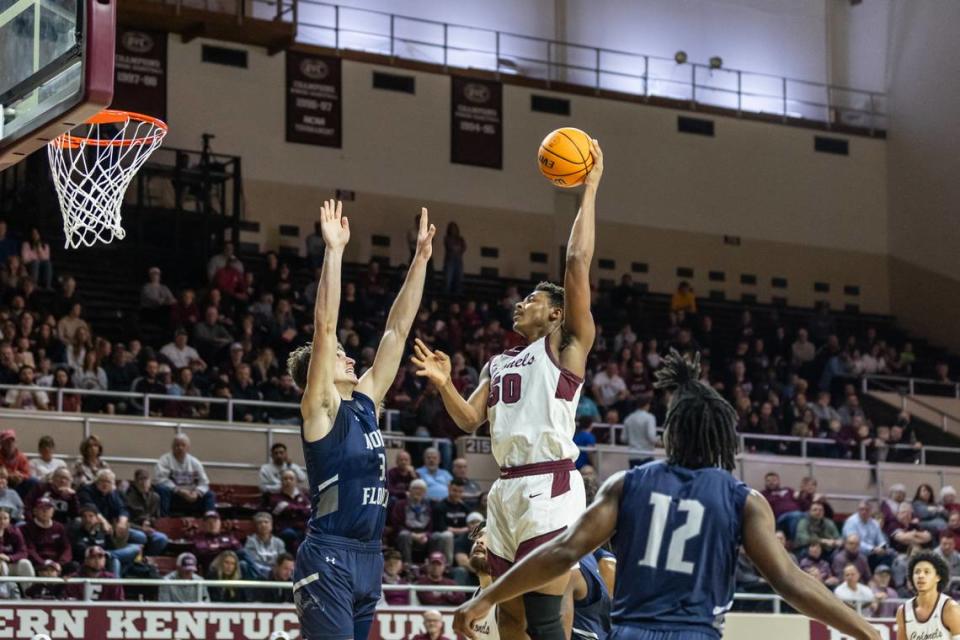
[904, 594, 953, 640]
[471, 587, 500, 640]
[486, 336, 583, 467]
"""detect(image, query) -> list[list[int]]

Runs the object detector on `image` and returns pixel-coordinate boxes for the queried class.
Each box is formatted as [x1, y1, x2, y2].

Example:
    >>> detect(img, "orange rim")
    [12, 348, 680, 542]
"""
[52, 109, 168, 149]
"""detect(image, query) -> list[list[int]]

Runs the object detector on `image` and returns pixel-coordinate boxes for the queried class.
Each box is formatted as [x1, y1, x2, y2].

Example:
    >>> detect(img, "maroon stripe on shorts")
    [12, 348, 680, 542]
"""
[551, 469, 571, 498]
[499, 459, 575, 479]
[515, 527, 568, 562]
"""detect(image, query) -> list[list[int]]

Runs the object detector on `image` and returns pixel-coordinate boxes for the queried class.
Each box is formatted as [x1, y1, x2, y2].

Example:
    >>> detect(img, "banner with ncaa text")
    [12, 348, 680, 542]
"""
[286, 51, 342, 147]
[451, 76, 502, 169]
[112, 29, 167, 121]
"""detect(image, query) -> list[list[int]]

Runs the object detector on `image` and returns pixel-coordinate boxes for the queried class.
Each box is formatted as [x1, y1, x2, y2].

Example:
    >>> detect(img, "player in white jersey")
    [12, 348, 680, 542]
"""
[468, 522, 500, 640]
[897, 551, 960, 640]
[413, 139, 604, 640]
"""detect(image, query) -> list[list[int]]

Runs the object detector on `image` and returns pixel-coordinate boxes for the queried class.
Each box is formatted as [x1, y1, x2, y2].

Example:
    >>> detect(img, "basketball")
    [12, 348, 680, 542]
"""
[537, 127, 595, 187]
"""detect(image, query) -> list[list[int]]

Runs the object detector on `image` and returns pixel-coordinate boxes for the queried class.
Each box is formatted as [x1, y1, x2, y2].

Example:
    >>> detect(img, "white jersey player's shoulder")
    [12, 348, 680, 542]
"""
[903, 593, 954, 640]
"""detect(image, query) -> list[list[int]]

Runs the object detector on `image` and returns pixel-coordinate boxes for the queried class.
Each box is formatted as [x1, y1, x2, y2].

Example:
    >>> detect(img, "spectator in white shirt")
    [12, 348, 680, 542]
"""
[244, 512, 287, 577]
[28, 436, 67, 482]
[833, 564, 878, 614]
[258, 443, 307, 493]
[591, 361, 628, 411]
[791, 328, 816, 365]
[140, 267, 176, 310]
[624, 394, 657, 467]
[153, 434, 216, 516]
[4, 365, 48, 410]
[159, 330, 206, 371]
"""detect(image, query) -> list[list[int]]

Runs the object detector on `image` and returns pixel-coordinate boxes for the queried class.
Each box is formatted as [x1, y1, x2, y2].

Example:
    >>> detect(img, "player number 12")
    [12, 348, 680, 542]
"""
[637, 492, 704, 575]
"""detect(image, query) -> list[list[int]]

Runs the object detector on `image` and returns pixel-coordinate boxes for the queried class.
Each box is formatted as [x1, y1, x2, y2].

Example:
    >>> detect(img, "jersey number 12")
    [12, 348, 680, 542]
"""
[638, 492, 704, 575]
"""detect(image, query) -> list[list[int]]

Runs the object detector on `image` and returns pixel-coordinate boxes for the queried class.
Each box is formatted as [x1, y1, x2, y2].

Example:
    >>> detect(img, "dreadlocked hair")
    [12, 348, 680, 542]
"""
[654, 349, 739, 471]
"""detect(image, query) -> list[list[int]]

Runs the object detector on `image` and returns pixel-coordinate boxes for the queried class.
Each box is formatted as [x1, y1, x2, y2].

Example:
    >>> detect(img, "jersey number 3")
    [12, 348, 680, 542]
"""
[638, 492, 704, 575]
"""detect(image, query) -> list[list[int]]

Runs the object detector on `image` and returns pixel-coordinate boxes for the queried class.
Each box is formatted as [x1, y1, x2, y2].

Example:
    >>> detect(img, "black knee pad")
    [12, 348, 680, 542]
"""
[522, 592, 565, 640]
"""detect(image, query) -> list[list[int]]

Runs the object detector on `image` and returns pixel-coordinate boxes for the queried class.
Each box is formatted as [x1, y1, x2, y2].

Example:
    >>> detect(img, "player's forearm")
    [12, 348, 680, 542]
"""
[384, 253, 428, 337]
[314, 247, 344, 333]
[566, 184, 597, 264]
[438, 381, 484, 432]
[773, 570, 879, 640]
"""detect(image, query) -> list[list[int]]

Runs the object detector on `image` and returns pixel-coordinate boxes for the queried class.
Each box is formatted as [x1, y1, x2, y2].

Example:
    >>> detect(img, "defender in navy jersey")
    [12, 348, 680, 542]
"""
[568, 550, 613, 640]
[287, 200, 435, 640]
[455, 351, 881, 640]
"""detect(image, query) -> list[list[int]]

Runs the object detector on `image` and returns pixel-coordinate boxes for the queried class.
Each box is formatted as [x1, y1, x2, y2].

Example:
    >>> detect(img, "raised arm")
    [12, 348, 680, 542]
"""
[560, 139, 602, 376]
[356, 208, 435, 408]
[453, 472, 624, 639]
[742, 491, 880, 640]
[301, 199, 350, 441]
[411, 339, 490, 434]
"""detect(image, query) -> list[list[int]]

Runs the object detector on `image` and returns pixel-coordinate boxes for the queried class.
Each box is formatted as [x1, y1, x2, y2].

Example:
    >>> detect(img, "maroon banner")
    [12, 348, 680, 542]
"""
[112, 29, 167, 121]
[451, 76, 502, 169]
[0, 603, 463, 639]
[286, 51, 342, 147]
[809, 619, 896, 640]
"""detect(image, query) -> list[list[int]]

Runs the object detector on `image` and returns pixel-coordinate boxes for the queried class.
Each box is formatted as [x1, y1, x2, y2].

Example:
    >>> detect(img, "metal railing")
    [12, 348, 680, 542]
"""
[0, 576, 903, 619]
[862, 375, 960, 434]
[149, 0, 886, 132]
[0, 383, 399, 431]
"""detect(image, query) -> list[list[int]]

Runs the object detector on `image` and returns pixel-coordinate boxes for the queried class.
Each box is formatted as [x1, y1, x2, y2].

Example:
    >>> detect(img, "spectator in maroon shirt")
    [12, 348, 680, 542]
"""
[25, 559, 64, 600]
[0, 508, 32, 577]
[761, 472, 806, 537]
[191, 511, 243, 570]
[23, 497, 72, 570]
[409, 609, 452, 640]
[0, 429, 35, 498]
[25, 466, 79, 524]
[64, 545, 125, 601]
[261, 469, 310, 552]
[387, 450, 419, 499]
[415, 552, 467, 606]
[381, 549, 411, 605]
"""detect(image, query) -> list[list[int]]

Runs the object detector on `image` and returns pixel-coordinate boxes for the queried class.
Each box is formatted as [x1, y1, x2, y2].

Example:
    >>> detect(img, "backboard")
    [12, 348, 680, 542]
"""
[0, 0, 116, 171]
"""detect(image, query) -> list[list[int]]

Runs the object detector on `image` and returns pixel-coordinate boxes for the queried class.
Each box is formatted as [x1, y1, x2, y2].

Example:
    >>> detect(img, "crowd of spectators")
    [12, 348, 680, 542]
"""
[735, 471, 960, 615]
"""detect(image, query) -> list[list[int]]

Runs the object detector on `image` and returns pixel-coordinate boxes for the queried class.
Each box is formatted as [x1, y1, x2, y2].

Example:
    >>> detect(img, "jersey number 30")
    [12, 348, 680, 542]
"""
[638, 492, 705, 575]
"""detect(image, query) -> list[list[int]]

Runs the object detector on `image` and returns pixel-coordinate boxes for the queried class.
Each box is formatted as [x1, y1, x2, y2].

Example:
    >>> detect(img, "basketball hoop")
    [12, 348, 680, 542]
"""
[48, 109, 168, 248]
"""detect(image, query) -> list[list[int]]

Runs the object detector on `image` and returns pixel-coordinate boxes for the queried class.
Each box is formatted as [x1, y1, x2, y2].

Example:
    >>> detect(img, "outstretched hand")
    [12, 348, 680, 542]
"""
[410, 338, 451, 387]
[415, 207, 437, 262]
[584, 138, 603, 189]
[320, 199, 349, 249]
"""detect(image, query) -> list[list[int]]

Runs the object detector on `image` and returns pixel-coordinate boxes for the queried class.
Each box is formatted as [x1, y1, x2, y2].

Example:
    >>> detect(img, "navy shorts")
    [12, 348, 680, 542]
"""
[610, 626, 720, 640]
[294, 534, 383, 640]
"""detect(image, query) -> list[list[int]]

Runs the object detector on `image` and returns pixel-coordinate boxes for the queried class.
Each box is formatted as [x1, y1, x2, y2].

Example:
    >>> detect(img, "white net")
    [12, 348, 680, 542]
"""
[47, 110, 168, 248]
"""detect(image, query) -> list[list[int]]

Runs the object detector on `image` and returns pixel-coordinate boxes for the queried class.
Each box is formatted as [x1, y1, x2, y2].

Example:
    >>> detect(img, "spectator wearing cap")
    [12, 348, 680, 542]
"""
[1, 430, 39, 501]
[409, 609, 451, 640]
[23, 497, 71, 570]
[125, 468, 161, 528]
[244, 512, 287, 577]
[868, 564, 898, 617]
[78, 469, 167, 556]
[25, 559, 63, 600]
[140, 266, 176, 313]
[387, 450, 419, 500]
[255, 552, 296, 604]
[0, 508, 32, 578]
[159, 552, 210, 603]
[63, 545, 125, 601]
[159, 330, 206, 371]
[382, 549, 411, 605]
[416, 552, 467, 606]
[258, 443, 307, 494]
[936, 531, 960, 577]
[69, 503, 128, 576]
[153, 434, 216, 516]
[261, 469, 310, 552]
[191, 510, 244, 570]
[417, 448, 452, 503]
[26, 467, 79, 524]
[0, 468, 24, 521]
[28, 436, 67, 483]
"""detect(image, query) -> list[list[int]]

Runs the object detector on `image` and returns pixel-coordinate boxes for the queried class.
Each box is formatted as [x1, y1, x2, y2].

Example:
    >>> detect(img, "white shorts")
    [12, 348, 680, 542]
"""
[485, 460, 586, 577]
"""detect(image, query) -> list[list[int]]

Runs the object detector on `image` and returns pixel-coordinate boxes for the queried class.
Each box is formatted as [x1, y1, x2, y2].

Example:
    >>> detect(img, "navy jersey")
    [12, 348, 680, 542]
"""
[302, 392, 388, 542]
[573, 551, 612, 640]
[611, 462, 750, 637]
